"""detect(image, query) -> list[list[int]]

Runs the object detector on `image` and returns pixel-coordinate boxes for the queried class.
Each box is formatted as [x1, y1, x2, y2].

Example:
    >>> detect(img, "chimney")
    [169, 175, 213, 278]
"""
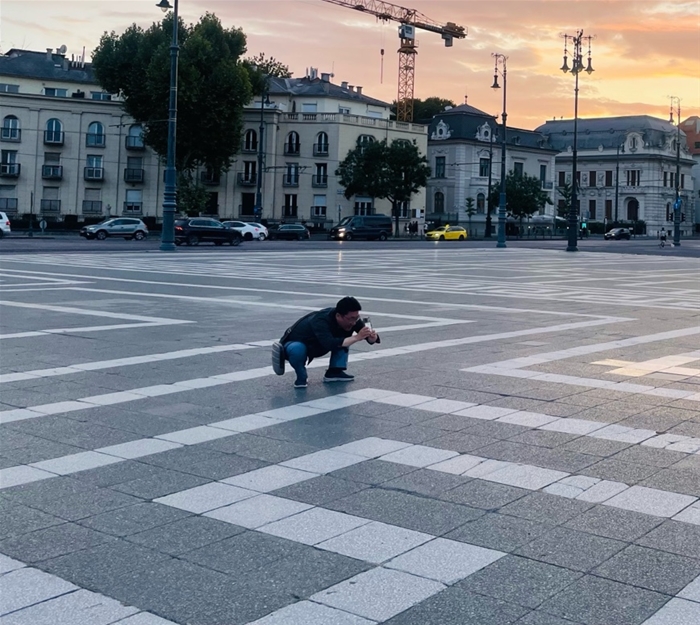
[46, 48, 53, 61]
[321, 72, 330, 82]
[341, 81, 348, 89]
[348, 85, 354, 92]
[356, 86, 362, 95]
[63, 58, 70, 70]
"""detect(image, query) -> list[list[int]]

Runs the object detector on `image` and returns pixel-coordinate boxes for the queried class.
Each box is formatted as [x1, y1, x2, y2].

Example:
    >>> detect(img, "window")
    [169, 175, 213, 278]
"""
[354, 197, 373, 215]
[434, 191, 445, 214]
[90, 92, 112, 101]
[284, 163, 299, 186]
[339, 106, 351, 115]
[86, 121, 105, 147]
[476, 193, 486, 214]
[44, 87, 67, 97]
[627, 199, 639, 221]
[85, 155, 103, 180]
[540, 164, 547, 184]
[243, 129, 257, 152]
[45, 118, 63, 144]
[398, 201, 410, 219]
[301, 103, 317, 113]
[125, 189, 143, 213]
[663, 171, 668, 187]
[0, 83, 19, 93]
[314, 132, 329, 156]
[285, 132, 300, 155]
[629, 136, 638, 150]
[312, 195, 327, 218]
[605, 170, 613, 187]
[513, 162, 524, 177]
[313, 163, 328, 187]
[626, 170, 640, 186]
[0, 150, 19, 176]
[588, 199, 596, 220]
[125, 156, 143, 182]
[434, 156, 446, 178]
[42, 152, 62, 179]
[284, 194, 298, 217]
[605, 200, 612, 220]
[558, 171, 566, 187]
[479, 158, 490, 177]
[358, 135, 375, 154]
[588, 170, 596, 187]
[41, 186, 60, 211]
[83, 188, 102, 213]
[1, 150, 17, 165]
[1, 116, 20, 141]
[126, 124, 144, 149]
[681, 174, 685, 189]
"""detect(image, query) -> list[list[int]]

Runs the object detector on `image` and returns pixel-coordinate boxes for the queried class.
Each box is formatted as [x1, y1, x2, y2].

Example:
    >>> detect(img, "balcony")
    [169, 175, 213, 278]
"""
[86, 133, 106, 148]
[125, 136, 145, 150]
[237, 172, 257, 186]
[284, 144, 300, 156]
[200, 171, 220, 186]
[313, 144, 329, 157]
[0, 128, 21, 142]
[238, 203, 257, 218]
[541, 181, 554, 190]
[0, 163, 20, 178]
[123, 202, 143, 214]
[282, 175, 299, 188]
[311, 174, 328, 188]
[42, 164, 63, 180]
[309, 208, 328, 222]
[0, 198, 18, 213]
[44, 131, 64, 145]
[84, 167, 104, 181]
[124, 168, 145, 183]
[241, 144, 258, 154]
[82, 200, 103, 214]
[40, 199, 61, 212]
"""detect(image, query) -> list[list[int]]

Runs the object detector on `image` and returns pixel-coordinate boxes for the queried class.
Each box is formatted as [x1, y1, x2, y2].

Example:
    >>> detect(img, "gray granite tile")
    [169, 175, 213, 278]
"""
[636, 520, 700, 559]
[640, 468, 700, 498]
[139, 446, 268, 480]
[446, 512, 557, 552]
[201, 433, 320, 463]
[382, 468, 470, 497]
[439, 480, 528, 510]
[110, 469, 209, 500]
[0, 502, 64, 540]
[499, 491, 594, 525]
[424, 432, 498, 453]
[564, 505, 664, 542]
[329, 459, 418, 485]
[612, 446, 688, 468]
[272, 475, 368, 506]
[78, 502, 192, 536]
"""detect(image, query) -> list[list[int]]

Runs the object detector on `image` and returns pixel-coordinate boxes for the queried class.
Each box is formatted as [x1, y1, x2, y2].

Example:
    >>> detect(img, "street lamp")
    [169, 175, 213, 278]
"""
[156, 0, 179, 252]
[485, 126, 494, 238]
[491, 53, 508, 248]
[669, 96, 682, 247]
[614, 140, 624, 224]
[254, 74, 270, 221]
[560, 30, 594, 252]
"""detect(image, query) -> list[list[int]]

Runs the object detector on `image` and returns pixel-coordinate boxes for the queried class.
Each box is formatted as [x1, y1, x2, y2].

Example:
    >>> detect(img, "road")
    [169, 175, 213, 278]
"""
[1, 244, 700, 624]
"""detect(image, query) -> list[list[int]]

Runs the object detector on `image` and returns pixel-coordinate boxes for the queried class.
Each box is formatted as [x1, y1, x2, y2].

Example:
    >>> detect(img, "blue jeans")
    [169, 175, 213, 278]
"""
[284, 342, 349, 383]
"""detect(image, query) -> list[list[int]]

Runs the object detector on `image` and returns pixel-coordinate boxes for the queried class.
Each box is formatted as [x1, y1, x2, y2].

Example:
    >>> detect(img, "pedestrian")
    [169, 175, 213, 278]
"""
[271, 296, 380, 389]
[660, 227, 667, 243]
[422, 222, 428, 239]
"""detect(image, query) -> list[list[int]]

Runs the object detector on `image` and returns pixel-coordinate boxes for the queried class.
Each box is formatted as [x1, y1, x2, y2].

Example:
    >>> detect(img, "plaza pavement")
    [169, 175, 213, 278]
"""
[1, 245, 700, 625]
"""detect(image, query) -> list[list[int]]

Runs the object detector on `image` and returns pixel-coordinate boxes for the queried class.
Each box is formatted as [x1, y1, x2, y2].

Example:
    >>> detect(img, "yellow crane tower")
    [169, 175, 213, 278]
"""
[320, 0, 466, 122]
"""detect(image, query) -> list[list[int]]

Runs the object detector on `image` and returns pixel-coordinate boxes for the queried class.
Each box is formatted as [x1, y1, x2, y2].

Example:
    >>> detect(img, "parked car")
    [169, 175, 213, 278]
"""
[425, 225, 467, 241]
[221, 220, 265, 241]
[0, 211, 11, 238]
[80, 218, 148, 240]
[247, 222, 269, 240]
[328, 214, 393, 241]
[174, 218, 242, 246]
[268, 224, 311, 240]
[604, 228, 631, 240]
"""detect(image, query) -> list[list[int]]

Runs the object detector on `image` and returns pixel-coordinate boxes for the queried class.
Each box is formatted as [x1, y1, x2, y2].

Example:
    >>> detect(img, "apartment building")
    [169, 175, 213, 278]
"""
[0, 48, 427, 230]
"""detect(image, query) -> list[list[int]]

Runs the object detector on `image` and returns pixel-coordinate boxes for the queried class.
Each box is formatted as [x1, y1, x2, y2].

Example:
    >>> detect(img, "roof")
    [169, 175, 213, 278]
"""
[267, 76, 389, 108]
[0, 48, 96, 85]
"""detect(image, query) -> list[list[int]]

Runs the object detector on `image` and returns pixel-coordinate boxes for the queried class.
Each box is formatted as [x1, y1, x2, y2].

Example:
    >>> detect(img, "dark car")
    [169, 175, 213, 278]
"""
[604, 228, 631, 240]
[268, 224, 311, 240]
[329, 214, 393, 241]
[174, 218, 242, 246]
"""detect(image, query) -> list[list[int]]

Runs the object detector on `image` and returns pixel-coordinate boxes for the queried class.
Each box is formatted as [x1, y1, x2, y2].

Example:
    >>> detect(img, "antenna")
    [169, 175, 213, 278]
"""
[58, 44, 67, 55]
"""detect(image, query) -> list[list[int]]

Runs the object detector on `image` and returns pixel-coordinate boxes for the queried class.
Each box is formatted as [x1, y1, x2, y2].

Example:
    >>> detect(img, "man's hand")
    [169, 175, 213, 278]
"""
[366, 330, 379, 344]
[356, 326, 372, 341]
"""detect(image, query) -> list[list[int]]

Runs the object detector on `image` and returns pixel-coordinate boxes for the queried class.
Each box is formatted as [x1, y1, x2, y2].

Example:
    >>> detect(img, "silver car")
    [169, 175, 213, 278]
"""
[80, 218, 149, 240]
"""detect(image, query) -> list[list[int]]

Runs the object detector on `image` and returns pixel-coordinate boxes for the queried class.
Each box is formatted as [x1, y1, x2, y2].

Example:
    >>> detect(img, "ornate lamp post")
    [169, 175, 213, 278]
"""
[669, 96, 682, 247]
[156, 0, 179, 251]
[485, 128, 494, 238]
[560, 30, 594, 252]
[491, 53, 508, 248]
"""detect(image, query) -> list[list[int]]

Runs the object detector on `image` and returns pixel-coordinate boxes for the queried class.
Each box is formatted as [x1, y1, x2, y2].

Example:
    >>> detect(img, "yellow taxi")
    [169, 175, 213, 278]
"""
[425, 225, 468, 241]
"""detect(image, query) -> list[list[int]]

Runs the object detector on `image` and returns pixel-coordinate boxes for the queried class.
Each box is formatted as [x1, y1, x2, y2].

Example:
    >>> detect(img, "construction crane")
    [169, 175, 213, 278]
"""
[320, 0, 466, 122]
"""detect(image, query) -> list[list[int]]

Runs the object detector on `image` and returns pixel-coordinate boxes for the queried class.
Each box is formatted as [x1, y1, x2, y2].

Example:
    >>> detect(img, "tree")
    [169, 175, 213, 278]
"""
[177, 173, 211, 216]
[244, 52, 291, 78]
[92, 13, 254, 177]
[557, 181, 573, 219]
[490, 172, 553, 236]
[336, 139, 431, 236]
[464, 197, 476, 237]
[390, 97, 456, 121]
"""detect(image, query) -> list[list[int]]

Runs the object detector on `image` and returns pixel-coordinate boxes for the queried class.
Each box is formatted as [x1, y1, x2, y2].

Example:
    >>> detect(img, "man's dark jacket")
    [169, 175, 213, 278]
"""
[281, 308, 379, 360]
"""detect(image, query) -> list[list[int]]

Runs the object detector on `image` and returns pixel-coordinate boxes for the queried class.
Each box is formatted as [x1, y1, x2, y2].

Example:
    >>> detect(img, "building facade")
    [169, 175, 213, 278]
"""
[0, 49, 427, 229]
[426, 104, 558, 236]
[537, 116, 696, 235]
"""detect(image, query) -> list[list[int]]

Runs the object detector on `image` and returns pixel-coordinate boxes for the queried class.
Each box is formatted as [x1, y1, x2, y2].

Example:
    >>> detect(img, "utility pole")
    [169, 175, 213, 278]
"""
[255, 78, 269, 220]
[670, 96, 682, 246]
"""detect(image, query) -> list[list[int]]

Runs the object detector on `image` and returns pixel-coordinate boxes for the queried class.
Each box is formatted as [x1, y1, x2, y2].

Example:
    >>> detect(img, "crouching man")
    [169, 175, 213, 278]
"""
[272, 296, 380, 388]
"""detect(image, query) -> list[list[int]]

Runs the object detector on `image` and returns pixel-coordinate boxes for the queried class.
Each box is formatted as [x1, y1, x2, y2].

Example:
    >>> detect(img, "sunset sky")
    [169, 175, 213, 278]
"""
[2, 0, 699, 129]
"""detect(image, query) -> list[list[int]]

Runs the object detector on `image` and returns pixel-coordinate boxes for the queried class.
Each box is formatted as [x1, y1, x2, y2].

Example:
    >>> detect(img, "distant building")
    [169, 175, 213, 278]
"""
[537, 116, 696, 235]
[0, 49, 427, 229]
[427, 104, 558, 236]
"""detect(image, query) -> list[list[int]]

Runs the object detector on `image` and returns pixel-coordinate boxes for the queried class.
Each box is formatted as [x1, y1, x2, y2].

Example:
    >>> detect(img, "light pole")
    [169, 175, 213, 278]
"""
[491, 53, 508, 248]
[560, 30, 594, 252]
[254, 75, 269, 221]
[614, 141, 624, 224]
[669, 96, 682, 246]
[485, 126, 494, 238]
[156, 0, 179, 251]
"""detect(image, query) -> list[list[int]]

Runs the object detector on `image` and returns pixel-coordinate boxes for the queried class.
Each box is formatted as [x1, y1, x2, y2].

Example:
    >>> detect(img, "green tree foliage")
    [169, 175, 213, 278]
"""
[245, 52, 291, 78]
[390, 97, 457, 121]
[177, 172, 211, 216]
[336, 139, 431, 236]
[557, 181, 573, 218]
[490, 171, 553, 234]
[92, 13, 253, 176]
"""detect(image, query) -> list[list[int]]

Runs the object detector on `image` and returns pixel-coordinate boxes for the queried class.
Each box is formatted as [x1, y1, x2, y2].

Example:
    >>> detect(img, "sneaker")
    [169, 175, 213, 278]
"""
[294, 379, 308, 389]
[323, 370, 355, 383]
[271, 341, 285, 376]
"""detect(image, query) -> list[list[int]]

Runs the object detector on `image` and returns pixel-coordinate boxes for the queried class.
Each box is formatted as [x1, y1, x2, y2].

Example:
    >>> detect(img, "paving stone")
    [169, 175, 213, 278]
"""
[641, 468, 700, 498]
[21, 486, 142, 522]
[637, 520, 700, 559]
[516, 612, 586, 625]
[329, 458, 418, 485]
[426, 431, 498, 453]
[155, 482, 257, 514]
[272, 474, 368, 506]
[564, 505, 665, 541]
[679, 574, 700, 601]
[67, 459, 175, 488]
[222, 465, 319, 493]
[205, 494, 313, 529]
[641, 598, 700, 625]
[389, 425, 445, 444]
[593, 545, 700, 595]
[0, 501, 64, 539]
[139, 446, 267, 480]
[109, 468, 209, 500]
[604, 485, 697, 518]
[78, 502, 191, 536]
[499, 491, 594, 524]
[0, 567, 77, 616]
[201, 433, 320, 463]
[538, 574, 668, 625]
[382, 468, 469, 496]
[260, 507, 370, 545]
[516, 526, 627, 572]
[248, 600, 374, 624]
[281, 449, 365, 474]
[0, 554, 24, 574]
[446, 512, 556, 552]
[380, 444, 458, 468]
[584, 458, 661, 484]
[459, 555, 582, 608]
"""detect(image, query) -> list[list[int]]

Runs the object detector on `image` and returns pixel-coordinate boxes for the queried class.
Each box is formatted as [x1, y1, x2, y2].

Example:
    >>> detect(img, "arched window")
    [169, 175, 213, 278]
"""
[45, 118, 64, 144]
[358, 134, 375, 154]
[86, 121, 105, 147]
[126, 124, 144, 149]
[244, 129, 257, 152]
[285, 131, 300, 155]
[476, 193, 486, 214]
[315, 131, 329, 156]
[1, 115, 20, 141]
[434, 191, 445, 214]
[627, 198, 639, 221]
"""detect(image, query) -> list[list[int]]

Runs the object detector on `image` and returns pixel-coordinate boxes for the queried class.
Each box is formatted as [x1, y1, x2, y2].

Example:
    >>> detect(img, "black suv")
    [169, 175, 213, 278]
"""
[268, 224, 311, 240]
[174, 218, 242, 246]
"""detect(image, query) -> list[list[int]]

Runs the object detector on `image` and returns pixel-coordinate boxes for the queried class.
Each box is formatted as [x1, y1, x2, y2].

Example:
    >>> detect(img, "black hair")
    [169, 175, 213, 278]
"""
[335, 296, 361, 316]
